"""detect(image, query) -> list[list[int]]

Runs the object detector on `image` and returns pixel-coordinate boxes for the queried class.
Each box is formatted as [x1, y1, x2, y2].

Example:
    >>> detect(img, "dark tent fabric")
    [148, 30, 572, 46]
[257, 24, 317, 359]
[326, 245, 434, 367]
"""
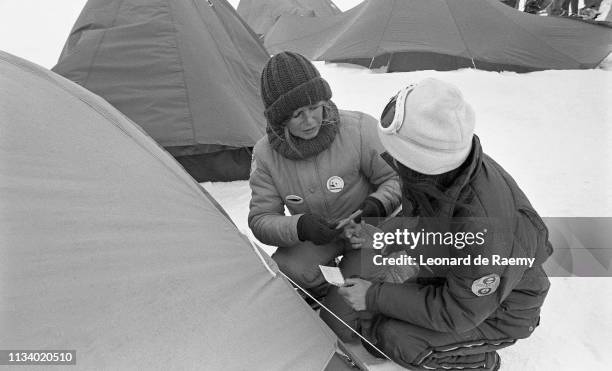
[264, 0, 612, 72]
[53, 0, 268, 182]
[237, 0, 341, 37]
[0, 50, 337, 369]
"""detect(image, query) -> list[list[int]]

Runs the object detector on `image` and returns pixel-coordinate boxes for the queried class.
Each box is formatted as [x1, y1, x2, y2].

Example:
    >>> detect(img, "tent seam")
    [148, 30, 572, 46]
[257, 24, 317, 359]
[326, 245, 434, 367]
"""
[83, 0, 126, 86]
[443, 0, 477, 68]
[317, 2, 367, 58]
[191, 0, 232, 70]
[368, 0, 395, 61]
[230, 0, 269, 53]
[190, 0, 268, 143]
[189, 0, 245, 138]
[191, 0, 269, 105]
[207, 0, 266, 91]
[165, 0, 198, 143]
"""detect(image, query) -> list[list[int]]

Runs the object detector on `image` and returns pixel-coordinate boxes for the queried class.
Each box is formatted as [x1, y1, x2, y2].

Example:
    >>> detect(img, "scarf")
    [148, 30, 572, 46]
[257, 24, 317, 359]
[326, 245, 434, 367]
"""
[267, 101, 339, 160]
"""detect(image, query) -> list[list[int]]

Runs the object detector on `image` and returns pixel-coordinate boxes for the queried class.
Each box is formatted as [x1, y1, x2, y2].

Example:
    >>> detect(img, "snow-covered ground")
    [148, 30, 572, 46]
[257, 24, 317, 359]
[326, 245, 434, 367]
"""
[1, 0, 611, 370]
[204, 62, 612, 370]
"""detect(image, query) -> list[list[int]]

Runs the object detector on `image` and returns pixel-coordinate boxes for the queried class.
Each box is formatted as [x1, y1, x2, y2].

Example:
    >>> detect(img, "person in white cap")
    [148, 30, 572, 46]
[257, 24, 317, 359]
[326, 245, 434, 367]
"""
[338, 78, 552, 370]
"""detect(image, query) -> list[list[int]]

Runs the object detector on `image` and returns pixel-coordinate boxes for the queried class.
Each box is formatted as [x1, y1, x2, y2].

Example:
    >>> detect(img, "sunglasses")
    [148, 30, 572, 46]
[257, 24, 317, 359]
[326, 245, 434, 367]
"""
[378, 83, 416, 134]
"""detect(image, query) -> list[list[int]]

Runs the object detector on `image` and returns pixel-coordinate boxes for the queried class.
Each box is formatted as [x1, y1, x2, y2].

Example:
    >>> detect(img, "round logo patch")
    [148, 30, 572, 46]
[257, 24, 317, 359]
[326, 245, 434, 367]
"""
[326, 176, 344, 193]
[471, 273, 500, 297]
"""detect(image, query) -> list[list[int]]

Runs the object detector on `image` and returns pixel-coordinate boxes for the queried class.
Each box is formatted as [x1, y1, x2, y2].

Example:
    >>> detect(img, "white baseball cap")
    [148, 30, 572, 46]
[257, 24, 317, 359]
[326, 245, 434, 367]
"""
[377, 78, 475, 175]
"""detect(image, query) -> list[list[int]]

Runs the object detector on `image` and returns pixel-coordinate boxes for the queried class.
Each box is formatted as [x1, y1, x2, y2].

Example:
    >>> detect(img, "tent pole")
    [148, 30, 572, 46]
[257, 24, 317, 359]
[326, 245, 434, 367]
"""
[368, 55, 376, 69]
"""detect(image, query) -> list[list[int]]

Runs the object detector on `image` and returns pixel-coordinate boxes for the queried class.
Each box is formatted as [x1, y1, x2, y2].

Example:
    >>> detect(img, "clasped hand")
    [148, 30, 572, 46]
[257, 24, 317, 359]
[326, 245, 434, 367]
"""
[340, 219, 366, 249]
[338, 278, 372, 311]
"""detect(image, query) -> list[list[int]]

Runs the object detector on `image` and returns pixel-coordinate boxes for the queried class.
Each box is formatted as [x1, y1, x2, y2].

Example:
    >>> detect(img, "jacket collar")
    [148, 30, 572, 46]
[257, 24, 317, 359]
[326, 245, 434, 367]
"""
[438, 135, 484, 217]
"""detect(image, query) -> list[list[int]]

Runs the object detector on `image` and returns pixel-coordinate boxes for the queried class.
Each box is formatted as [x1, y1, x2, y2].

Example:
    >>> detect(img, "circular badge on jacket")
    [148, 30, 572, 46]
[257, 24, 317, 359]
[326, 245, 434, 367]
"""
[326, 176, 344, 193]
[471, 273, 500, 297]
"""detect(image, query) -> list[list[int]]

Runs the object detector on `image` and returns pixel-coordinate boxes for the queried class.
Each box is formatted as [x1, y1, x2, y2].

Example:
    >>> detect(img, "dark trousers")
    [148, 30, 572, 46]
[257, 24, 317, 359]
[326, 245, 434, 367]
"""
[272, 239, 345, 298]
[562, 0, 579, 14]
[369, 316, 515, 370]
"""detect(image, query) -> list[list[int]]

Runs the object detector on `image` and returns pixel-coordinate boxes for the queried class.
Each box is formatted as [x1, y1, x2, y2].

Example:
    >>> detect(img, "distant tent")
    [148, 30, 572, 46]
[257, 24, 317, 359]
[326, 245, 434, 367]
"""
[237, 0, 341, 37]
[265, 0, 612, 72]
[53, 0, 268, 182]
[0, 50, 342, 369]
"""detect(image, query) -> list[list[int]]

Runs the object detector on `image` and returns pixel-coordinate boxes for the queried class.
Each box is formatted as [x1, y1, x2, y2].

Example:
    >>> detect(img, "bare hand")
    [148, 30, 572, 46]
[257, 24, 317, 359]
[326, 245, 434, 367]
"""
[338, 278, 372, 311]
[342, 220, 365, 249]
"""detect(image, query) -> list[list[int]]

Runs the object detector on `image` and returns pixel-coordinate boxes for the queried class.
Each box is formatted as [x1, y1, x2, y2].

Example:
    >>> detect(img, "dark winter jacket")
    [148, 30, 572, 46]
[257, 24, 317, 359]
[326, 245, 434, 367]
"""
[366, 136, 552, 339]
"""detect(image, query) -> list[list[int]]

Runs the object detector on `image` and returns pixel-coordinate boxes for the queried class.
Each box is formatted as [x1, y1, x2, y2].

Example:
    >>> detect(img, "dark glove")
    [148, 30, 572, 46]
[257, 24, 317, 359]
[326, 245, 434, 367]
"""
[297, 214, 341, 245]
[355, 196, 386, 223]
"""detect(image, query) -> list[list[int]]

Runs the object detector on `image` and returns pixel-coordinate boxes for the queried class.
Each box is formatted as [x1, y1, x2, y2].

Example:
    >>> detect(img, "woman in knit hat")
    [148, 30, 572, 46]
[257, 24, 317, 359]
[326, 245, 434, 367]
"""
[338, 78, 552, 370]
[248, 51, 403, 335]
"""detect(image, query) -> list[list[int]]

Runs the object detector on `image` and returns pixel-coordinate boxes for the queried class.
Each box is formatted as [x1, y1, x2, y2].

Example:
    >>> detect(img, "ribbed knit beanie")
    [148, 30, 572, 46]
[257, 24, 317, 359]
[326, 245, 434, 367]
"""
[260, 51, 332, 127]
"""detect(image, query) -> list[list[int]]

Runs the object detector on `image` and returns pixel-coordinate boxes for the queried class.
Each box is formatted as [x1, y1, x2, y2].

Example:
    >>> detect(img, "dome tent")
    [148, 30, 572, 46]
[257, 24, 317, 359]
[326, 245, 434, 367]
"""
[53, 0, 268, 182]
[237, 0, 341, 37]
[0, 50, 342, 369]
[265, 0, 612, 72]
